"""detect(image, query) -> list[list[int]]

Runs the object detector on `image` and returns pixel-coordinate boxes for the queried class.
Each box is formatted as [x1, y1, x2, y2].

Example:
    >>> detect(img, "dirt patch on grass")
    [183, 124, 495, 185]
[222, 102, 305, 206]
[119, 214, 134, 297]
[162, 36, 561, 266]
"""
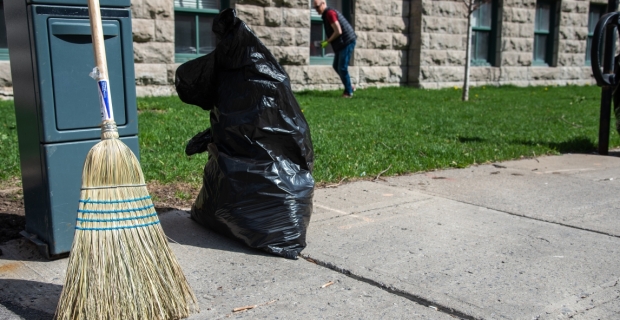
[0, 178, 25, 245]
[0, 180, 201, 245]
[147, 181, 200, 213]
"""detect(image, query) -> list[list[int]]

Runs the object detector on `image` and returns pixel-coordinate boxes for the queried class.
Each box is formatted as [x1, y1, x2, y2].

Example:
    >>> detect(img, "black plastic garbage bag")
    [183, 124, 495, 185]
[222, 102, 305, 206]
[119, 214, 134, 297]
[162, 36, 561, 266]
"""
[175, 8, 314, 259]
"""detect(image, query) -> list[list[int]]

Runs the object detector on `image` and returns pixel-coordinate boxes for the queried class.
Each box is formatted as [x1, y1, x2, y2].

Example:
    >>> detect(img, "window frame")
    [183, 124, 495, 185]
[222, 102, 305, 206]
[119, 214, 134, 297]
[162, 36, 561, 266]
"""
[174, 0, 229, 63]
[533, 0, 557, 67]
[309, 0, 352, 65]
[470, 0, 498, 67]
[586, 3, 607, 65]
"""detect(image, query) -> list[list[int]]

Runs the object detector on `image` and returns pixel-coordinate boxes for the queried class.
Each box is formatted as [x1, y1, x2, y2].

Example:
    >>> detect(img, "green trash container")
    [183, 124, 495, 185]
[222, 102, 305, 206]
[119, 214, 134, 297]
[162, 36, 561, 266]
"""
[5, 0, 139, 258]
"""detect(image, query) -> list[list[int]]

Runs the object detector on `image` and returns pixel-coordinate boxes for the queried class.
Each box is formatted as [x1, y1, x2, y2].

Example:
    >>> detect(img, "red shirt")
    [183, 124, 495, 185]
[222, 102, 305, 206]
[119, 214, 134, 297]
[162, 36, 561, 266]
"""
[324, 9, 338, 24]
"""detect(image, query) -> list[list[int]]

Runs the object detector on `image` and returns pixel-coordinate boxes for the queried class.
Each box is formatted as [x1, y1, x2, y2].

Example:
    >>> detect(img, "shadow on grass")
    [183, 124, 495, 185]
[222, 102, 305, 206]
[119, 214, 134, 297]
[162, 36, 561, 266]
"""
[458, 136, 485, 143]
[295, 91, 338, 98]
[294, 90, 384, 100]
[511, 136, 597, 154]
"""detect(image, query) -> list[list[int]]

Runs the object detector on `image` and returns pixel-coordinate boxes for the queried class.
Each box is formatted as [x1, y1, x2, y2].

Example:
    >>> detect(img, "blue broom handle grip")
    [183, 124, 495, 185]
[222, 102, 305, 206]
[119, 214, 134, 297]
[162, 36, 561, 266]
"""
[97, 78, 114, 121]
[88, 0, 114, 122]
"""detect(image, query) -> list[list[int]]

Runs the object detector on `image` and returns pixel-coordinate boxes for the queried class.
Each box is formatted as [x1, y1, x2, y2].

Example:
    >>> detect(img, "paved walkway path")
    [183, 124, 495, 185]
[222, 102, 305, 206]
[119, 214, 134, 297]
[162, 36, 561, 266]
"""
[1, 153, 620, 319]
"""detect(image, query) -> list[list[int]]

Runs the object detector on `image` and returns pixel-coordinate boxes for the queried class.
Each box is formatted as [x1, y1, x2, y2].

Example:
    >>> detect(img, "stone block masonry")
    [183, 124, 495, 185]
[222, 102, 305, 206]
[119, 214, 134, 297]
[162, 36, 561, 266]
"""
[233, 0, 412, 91]
[412, 0, 597, 89]
[0, 0, 603, 99]
[132, 0, 176, 96]
[350, 0, 411, 89]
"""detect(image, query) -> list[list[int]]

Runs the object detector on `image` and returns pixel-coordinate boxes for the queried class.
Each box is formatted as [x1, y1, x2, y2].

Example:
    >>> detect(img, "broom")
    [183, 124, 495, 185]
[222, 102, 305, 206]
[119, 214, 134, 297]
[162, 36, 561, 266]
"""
[54, 0, 198, 318]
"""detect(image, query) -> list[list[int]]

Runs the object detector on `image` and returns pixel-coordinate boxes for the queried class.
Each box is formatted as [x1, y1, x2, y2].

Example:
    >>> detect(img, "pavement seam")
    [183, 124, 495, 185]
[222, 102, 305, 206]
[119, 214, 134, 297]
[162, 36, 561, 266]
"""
[299, 254, 481, 320]
[413, 190, 620, 239]
[313, 198, 435, 223]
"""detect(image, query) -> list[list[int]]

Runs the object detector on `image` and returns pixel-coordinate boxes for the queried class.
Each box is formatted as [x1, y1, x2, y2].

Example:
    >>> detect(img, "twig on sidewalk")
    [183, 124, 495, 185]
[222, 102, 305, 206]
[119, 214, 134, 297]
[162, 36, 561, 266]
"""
[321, 281, 334, 288]
[373, 165, 392, 181]
[232, 300, 277, 314]
[326, 177, 347, 188]
[233, 305, 257, 313]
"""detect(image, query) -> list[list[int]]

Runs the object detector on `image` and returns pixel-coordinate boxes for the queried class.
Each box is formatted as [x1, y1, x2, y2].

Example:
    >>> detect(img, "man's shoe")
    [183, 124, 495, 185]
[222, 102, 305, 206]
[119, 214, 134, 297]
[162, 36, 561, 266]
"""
[342, 93, 353, 98]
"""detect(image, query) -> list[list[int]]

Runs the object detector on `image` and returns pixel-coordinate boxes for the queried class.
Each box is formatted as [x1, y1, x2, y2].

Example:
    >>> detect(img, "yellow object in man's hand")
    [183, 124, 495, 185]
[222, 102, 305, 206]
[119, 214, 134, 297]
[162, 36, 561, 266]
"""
[321, 40, 328, 49]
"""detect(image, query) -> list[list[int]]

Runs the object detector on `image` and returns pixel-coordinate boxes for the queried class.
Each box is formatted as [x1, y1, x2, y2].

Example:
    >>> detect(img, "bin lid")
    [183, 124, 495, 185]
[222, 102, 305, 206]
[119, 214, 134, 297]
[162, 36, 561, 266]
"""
[27, 0, 130, 7]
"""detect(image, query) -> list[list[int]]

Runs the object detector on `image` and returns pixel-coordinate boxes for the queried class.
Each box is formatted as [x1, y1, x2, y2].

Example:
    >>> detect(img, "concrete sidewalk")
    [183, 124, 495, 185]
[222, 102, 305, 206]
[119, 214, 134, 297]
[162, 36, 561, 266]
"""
[1, 153, 620, 319]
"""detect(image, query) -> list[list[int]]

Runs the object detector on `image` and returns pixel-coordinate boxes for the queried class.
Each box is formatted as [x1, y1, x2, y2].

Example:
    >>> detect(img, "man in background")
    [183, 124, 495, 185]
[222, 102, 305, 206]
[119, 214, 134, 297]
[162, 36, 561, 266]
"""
[314, 0, 357, 98]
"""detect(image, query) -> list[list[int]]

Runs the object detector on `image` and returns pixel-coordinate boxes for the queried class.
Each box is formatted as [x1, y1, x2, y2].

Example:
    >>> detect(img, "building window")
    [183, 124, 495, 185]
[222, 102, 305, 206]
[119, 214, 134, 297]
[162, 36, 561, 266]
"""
[0, 0, 8, 60]
[471, 0, 498, 66]
[586, 4, 606, 65]
[310, 0, 351, 65]
[174, 0, 229, 63]
[533, 0, 557, 66]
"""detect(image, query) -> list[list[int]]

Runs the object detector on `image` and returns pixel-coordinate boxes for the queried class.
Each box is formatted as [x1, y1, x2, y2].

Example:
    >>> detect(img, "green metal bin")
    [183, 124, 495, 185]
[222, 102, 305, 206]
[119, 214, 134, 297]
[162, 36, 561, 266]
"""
[5, 0, 139, 258]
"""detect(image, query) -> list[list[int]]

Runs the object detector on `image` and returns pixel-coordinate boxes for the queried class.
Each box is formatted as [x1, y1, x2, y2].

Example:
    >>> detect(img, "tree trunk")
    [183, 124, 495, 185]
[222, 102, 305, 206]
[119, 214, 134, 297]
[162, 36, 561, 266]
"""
[462, 0, 473, 102]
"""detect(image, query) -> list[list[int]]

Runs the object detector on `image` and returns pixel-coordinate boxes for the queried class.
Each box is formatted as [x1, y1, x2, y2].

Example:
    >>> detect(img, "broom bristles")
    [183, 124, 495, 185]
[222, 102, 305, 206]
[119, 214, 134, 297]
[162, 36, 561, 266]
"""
[55, 122, 198, 320]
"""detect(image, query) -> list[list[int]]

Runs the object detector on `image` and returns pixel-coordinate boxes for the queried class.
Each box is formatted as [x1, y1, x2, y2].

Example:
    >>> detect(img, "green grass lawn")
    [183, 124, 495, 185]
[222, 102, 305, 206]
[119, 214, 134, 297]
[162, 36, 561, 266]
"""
[1, 85, 618, 184]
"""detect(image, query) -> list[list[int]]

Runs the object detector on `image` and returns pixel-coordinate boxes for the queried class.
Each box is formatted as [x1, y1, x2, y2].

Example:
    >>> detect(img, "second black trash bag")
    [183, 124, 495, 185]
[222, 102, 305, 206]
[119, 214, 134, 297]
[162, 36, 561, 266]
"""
[175, 8, 314, 259]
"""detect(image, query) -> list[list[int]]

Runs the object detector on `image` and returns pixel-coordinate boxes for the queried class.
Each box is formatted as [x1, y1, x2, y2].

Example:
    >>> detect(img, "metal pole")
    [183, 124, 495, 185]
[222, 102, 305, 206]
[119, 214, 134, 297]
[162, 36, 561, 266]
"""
[599, 0, 619, 155]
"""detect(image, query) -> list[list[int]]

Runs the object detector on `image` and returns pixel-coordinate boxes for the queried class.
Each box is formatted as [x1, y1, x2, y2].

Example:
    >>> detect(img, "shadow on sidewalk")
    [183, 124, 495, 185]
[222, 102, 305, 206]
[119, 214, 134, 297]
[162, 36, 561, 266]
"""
[158, 211, 273, 258]
[0, 279, 58, 320]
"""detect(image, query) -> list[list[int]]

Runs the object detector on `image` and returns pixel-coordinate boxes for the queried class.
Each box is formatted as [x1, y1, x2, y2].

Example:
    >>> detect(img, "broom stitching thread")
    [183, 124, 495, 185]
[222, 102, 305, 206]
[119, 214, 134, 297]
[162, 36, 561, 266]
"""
[75, 220, 160, 231]
[77, 212, 158, 223]
[80, 183, 147, 190]
[77, 204, 155, 214]
[80, 195, 151, 204]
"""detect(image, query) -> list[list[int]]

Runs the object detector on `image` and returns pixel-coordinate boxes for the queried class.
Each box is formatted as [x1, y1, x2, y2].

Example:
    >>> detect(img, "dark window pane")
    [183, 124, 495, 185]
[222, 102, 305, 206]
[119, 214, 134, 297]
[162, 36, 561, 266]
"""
[472, 9, 479, 27]
[329, 0, 343, 13]
[198, 15, 216, 54]
[472, 30, 489, 62]
[198, 0, 220, 10]
[311, 0, 342, 19]
[473, 1, 492, 28]
[588, 5, 605, 34]
[534, 34, 547, 62]
[310, 23, 323, 57]
[535, 2, 551, 32]
[0, 1, 6, 49]
[174, 0, 196, 9]
[586, 37, 592, 62]
[175, 13, 196, 54]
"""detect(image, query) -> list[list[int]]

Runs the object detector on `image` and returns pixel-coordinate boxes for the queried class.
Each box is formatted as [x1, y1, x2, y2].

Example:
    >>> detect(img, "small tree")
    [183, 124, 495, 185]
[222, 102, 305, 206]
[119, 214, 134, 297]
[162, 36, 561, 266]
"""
[462, 0, 492, 101]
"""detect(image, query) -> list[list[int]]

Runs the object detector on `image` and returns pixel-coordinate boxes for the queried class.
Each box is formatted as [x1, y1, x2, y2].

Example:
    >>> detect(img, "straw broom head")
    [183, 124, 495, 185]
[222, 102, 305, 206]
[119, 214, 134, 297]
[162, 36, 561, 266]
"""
[55, 121, 198, 320]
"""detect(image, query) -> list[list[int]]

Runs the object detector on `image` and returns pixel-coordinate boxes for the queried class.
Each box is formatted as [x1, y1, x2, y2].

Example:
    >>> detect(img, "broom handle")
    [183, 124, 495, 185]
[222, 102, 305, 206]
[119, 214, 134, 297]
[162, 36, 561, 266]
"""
[88, 0, 115, 122]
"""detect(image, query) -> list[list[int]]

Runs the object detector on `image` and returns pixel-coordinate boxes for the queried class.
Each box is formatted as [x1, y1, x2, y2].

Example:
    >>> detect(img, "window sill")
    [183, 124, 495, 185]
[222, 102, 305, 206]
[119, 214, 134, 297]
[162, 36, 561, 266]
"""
[310, 56, 333, 65]
[471, 60, 491, 67]
[175, 54, 203, 63]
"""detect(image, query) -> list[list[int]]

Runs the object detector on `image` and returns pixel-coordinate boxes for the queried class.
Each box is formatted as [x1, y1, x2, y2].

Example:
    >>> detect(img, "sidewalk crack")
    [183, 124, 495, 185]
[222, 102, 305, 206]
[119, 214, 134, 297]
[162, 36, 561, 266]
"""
[300, 254, 481, 320]
[413, 190, 620, 239]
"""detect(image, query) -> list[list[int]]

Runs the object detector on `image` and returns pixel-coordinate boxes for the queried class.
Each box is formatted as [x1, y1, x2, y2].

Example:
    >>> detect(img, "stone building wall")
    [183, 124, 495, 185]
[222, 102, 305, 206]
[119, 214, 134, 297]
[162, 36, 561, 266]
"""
[233, 0, 411, 91]
[412, 0, 597, 89]
[0, 62, 13, 99]
[233, 0, 316, 90]
[351, 0, 410, 89]
[0, 0, 610, 99]
[131, 0, 177, 97]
